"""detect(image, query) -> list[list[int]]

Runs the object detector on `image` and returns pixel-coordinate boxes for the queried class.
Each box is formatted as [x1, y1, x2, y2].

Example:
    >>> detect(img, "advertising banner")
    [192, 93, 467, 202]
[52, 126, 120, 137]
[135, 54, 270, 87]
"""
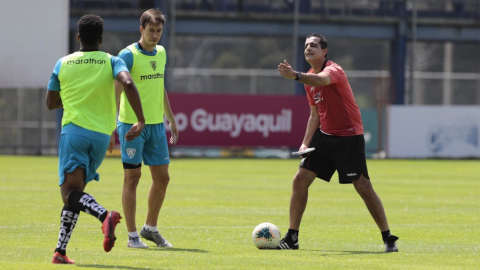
[387, 106, 480, 158]
[166, 93, 310, 148]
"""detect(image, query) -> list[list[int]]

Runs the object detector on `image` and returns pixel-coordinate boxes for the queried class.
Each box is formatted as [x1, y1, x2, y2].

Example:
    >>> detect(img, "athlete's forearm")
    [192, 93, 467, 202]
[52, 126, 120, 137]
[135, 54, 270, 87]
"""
[297, 71, 331, 87]
[50, 98, 63, 110]
[114, 80, 123, 111]
[45, 90, 63, 110]
[301, 114, 320, 147]
[117, 71, 145, 123]
[123, 82, 145, 123]
[163, 90, 176, 125]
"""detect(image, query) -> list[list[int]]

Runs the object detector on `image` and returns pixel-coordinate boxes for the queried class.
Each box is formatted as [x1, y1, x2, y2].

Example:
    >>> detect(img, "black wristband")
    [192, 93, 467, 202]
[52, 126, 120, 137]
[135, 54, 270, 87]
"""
[294, 72, 301, 81]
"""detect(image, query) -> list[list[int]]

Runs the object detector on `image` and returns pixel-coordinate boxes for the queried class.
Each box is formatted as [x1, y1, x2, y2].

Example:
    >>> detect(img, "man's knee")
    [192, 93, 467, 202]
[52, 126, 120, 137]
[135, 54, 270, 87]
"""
[61, 168, 86, 205]
[61, 186, 83, 206]
[150, 165, 170, 185]
[292, 170, 315, 191]
[159, 174, 170, 184]
[124, 169, 142, 189]
[353, 175, 373, 196]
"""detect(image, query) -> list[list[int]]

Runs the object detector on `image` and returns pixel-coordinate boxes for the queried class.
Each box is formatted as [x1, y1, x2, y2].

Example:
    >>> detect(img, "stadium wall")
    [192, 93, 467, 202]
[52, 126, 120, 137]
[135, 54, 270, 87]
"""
[0, 0, 68, 88]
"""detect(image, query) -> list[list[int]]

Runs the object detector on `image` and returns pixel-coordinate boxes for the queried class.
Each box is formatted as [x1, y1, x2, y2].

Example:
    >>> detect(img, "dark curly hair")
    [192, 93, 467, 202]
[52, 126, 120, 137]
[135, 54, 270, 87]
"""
[77, 14, 104, 46]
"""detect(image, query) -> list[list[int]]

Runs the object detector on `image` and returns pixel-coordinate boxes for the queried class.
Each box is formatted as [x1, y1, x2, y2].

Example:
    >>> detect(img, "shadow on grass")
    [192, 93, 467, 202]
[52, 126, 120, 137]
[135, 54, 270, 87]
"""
[144, 248, 209, 253]
[256, 248, 385, 255]
[77, 265, 166, 270]
[302, 249, 385, 255]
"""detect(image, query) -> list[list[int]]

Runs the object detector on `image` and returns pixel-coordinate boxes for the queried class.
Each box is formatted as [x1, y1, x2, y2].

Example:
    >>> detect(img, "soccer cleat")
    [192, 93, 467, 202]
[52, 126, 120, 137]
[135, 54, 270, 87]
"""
[140, 227, 173, 248]
[52, 252, 75, 264]
[384, 235, 399, 252]
[101, 211, 122, 252]
[275, 237, 299, 250]
[127, 236, 149, 248]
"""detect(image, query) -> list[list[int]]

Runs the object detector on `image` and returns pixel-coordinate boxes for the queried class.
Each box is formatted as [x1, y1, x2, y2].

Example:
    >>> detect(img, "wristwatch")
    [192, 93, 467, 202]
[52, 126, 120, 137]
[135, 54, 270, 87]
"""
[294, 72, 301, 81]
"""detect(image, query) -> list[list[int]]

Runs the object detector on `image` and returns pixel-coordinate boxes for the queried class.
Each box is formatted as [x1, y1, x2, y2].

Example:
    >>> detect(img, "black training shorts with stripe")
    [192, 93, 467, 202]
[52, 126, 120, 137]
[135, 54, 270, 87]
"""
[300, 129, 369, 184]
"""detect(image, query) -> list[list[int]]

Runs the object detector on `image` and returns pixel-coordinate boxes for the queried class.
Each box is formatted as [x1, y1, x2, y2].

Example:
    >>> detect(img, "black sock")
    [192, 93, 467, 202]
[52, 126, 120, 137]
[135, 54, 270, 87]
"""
[55, 205, 79, 256]
[286, 229, 299, 242]
[381, 229, 391, 242]
[68, 191, 108, 222]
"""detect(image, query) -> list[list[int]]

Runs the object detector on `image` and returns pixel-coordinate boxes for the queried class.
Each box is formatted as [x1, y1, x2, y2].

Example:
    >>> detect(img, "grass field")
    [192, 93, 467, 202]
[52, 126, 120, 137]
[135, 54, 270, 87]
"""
[0, 156, 479, 269]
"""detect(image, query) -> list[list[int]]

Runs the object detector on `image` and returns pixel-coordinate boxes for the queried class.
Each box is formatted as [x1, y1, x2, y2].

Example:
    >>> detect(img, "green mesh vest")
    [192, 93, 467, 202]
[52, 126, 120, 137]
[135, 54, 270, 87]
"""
[58, 51, 116, 135]
[118, 44, 166, 124]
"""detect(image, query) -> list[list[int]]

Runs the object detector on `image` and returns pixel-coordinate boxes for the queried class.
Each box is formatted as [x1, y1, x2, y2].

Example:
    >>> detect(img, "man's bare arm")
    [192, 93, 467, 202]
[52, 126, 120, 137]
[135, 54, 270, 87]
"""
[277, 60, 331, 87]
[45, 90, 63, 110]
[300, 105, 320, 151]
[116, 71, 145, 140]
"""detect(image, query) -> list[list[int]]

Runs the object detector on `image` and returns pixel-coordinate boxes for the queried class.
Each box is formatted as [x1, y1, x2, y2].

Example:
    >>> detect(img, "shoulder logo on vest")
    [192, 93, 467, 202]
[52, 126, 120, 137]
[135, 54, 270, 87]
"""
[126, 148, 136, 158]
[150, 61, 157, 71]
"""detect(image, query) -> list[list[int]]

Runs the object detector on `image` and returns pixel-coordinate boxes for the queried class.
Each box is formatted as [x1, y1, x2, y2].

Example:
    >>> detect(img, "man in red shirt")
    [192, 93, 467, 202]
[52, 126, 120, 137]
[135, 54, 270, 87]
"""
[277, 33, 398, 252]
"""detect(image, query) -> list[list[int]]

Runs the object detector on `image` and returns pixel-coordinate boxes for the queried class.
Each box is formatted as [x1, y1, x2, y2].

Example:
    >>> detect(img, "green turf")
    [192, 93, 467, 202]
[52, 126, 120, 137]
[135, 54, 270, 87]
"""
[0, 156, 478, 269]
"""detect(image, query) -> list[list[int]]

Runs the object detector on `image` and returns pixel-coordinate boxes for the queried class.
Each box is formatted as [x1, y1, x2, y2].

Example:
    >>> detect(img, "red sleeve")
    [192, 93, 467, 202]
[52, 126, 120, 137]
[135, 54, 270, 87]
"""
[323, 65, 346, 85]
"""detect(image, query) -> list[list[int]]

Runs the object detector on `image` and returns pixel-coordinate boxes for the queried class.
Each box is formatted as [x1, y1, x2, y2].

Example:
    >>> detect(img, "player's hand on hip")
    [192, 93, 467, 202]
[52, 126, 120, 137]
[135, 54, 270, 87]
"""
[125, 122, 145, 141]
[169, 123, 179, 145]
[278, 60, 296, 80]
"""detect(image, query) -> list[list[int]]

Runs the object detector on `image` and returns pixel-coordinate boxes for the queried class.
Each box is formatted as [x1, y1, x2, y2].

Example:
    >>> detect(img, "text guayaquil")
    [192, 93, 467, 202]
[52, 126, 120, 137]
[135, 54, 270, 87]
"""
[166, 108, 292, 138]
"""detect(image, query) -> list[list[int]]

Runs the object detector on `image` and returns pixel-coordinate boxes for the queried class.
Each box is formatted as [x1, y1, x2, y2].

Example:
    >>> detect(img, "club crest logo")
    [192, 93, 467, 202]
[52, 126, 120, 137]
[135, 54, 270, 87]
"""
[126, 148, 136, 158]
[314, 91, 323, 103]
[150, 61, 157, 71]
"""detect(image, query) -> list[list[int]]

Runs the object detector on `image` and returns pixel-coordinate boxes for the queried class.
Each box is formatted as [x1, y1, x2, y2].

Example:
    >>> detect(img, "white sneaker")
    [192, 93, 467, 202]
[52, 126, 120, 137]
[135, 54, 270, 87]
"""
[127, 236, 149, 248]
[140, 227, 173, 248]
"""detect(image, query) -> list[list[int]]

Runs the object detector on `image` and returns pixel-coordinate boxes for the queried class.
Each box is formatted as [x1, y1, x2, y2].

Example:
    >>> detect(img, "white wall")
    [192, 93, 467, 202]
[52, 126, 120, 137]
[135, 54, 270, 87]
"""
[0, 0, 69, 88]
[388, 106, 480, 158]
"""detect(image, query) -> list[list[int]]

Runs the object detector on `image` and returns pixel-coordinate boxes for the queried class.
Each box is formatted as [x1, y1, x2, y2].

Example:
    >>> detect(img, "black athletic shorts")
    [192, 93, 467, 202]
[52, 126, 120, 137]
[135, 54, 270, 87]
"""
[299, 129, 369, 184]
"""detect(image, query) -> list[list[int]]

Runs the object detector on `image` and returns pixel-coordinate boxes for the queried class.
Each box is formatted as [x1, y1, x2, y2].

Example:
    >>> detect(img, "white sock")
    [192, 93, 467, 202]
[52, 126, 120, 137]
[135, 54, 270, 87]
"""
[128, 231, 139, 239]
[144, 224, 158, 232]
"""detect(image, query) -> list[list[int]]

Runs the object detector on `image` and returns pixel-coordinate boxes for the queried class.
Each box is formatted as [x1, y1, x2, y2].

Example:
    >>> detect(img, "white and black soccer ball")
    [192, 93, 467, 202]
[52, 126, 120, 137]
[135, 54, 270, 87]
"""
[251, 222, 281, 249]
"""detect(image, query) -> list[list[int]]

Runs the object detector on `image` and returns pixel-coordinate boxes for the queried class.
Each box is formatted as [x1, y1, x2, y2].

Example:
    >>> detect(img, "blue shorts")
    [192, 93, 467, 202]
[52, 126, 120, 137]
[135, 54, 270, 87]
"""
[58, 123, 110, 186]
[117, 121, 170, 166]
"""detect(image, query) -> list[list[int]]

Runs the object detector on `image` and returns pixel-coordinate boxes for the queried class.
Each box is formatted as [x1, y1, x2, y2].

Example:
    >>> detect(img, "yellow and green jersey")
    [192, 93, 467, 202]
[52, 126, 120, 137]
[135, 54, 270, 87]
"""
[48, 51, 128, 135]
[117, 43, 166, 124]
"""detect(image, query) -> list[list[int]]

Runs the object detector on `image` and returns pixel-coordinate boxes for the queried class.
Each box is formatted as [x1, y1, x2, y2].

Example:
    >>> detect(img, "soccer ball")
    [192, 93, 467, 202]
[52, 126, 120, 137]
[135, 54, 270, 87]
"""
[251, 222, 281, 249]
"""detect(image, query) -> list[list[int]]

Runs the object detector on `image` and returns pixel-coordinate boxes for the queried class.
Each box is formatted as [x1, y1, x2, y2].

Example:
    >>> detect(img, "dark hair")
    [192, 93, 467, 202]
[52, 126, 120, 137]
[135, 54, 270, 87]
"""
[140, 8, 165, 28]
[306, 33, 328, 49]
[78, 14, 104, 46]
